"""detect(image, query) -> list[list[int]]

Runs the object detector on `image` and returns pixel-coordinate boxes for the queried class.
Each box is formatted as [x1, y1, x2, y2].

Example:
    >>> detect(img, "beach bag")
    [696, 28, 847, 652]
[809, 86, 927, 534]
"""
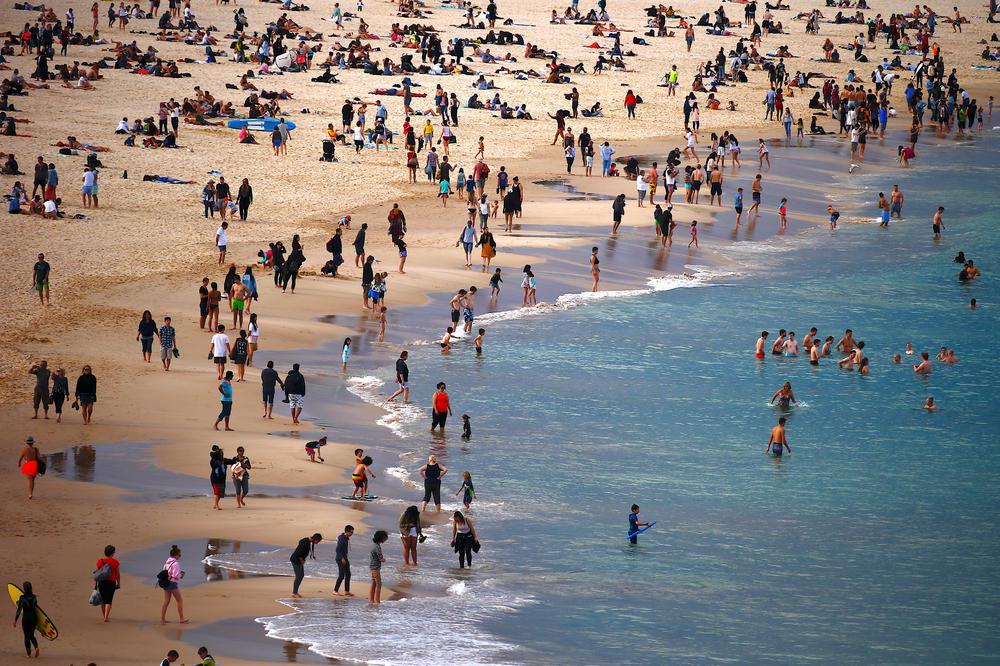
[326, 237, 336, 252]
[93, 561, 112, 582]
[156, 569, 170, 589]
[232, 459, 245, 480]
[424, 164, 433, 175]
[36, 452, 46, 476]
[89, 589, 102, 606]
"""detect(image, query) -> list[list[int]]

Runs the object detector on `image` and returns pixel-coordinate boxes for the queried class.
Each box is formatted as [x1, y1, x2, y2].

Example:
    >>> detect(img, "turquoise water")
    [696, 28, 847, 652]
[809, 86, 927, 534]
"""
[214, 136, 1000, 664]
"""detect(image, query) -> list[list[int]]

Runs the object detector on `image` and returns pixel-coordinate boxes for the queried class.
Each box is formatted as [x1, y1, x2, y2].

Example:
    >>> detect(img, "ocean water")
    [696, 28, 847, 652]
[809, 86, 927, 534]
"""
[211, 135, 1000, 664]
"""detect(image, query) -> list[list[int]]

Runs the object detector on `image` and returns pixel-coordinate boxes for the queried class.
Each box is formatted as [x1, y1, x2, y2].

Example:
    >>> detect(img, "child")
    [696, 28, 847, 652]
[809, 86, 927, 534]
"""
[688, 220, 698, 248]
[474, 328, 485, 355]
[368, 530, 387, 606]
[352, 455, 374, 499]
[378, 305, 387, 342]
[441, 326, 453, 352]
[795, 116, 804, 140]
[475, 136, 485, 159]
[778, 198, 788, 228]
[438, 178, 450, 206]
[628, 503, 650, 544]
[527, 270, 537, 305]
[396, 239, 407, 274]
[924, 396, 936, 411]
[456, 471, 476, 509]
[305, 436, 327, 462]
[341, 337, 352, 370]
[827, 205, 839, 229]
[461, 414, 472, 439]
[489, 268, 502, 300]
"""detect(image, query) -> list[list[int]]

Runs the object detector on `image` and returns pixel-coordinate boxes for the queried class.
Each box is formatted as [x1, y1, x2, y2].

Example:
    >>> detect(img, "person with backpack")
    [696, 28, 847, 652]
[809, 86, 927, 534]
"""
[17, 436, 45, 500]
[93, 544, 120, 622]
[158, 544, 188, 624]
[13, 581, 40, 658]
[326, 228, 344, 277]
[231, 446, 251, 508]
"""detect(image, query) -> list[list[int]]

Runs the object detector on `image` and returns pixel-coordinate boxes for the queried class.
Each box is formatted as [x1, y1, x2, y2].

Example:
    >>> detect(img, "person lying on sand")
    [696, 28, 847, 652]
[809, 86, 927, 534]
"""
[53, 137, 111, 151]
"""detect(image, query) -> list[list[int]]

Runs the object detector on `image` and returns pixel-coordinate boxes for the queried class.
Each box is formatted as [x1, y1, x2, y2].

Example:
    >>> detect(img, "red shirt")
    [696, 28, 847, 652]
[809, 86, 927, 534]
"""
[96, 556, 121, 584]
[433, 391, 449, 413]
[625, 93, 636, 106]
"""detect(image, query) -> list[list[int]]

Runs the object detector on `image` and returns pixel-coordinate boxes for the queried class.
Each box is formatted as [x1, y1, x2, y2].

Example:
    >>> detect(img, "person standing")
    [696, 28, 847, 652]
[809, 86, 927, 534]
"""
[353, 223, 367, 267]
[17, 436, 42, 500]
[590, 246, 600, 292]
[237, 178, 253, 221]
[32, 253, 50, 305]
[75, 365, 97, 425]
[333, 525, 354, 596]
[431, 382, 452, 432]
[419, 454, 447, 512]
[386, 351, 410, 402]
[214, 371, 235, 431]
[399, 506, 423, 565]
[198, 277, 211, 330]
[216, 221, 229, 265]
[159, 316, 177, 371]
[369, 530, 388, 606]
[326, 228, 344, 277]
[13, 581, 40, 657]
[290, 533, 323, 598]
[611, 194, 626, 234]
[159, 545, 188, 625]
[284, 363, 306, 424]
[93, 545, 120, 622]
[232, 446, 251, 508]
[628, 504, 650, 544]
[932, 206, 945, 240]
[29, 360, 51, 419]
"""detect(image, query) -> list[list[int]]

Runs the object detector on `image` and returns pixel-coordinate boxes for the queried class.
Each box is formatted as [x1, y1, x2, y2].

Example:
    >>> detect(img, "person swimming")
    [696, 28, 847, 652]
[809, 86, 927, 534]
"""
[770, 382, 797, 409]
[913, 351, 932, 374]
[924, 396, 937, 411]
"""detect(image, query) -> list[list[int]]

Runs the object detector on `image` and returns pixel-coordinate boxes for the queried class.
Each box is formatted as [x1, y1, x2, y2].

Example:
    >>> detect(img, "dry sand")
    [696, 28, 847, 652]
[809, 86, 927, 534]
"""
[0, 0, 997, 661]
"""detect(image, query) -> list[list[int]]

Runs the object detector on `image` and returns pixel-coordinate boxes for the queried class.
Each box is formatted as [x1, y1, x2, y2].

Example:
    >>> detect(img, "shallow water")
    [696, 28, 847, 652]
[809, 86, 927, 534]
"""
[216, 135, 1000, 664]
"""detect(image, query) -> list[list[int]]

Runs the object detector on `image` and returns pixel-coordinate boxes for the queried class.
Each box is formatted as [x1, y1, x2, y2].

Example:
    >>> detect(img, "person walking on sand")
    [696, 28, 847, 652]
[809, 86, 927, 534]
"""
[369, 530, 388, 606]
[590, 246, 600, 291]
[159, 545, 188, 625]
[290, 533, 323, 598]
[399, 505, 423, 565]
[419, 454, 447, 512]
[387, 351, 410, 402]
[333, 525, 354, 596]
[749, 174, 763, 217]
[261, 360, 283, 419]
[766, 417, 790, 456]
[431, 382, 453, 432]
[50, 368, 68, 423]
[13, 581, 40, 658]
[75, 365, 97, 425]
[612, 194, 626, 234]
[214, 371, 235, 431]
[688, 220, 699, 248]
[216, 221, 229, 265]
[284, 363, 306, 424]
[93, 544, 120, 622]
[32, 253, 50, 306]
[29, 360, 51, 419]
[18, 436, 42, 500]
[210, 324, 230, 380]
[159, 316, 177, 371]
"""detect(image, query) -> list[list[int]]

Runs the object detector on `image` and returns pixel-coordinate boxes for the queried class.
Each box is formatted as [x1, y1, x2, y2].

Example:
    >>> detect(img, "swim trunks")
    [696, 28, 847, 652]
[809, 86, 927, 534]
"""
[755, 352, 765, 359]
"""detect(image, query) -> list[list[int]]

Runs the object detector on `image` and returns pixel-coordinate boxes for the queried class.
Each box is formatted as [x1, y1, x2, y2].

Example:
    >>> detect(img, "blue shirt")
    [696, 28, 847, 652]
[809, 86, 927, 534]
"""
[159, 325, 176, 349]
[628, 512, 639, 534]
[734, 192, 743, 208]
[219, 380, 233, 402]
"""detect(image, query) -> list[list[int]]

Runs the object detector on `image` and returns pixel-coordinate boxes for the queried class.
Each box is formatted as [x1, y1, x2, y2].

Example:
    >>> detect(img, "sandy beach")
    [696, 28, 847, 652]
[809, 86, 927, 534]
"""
[1, 0, 998, 661]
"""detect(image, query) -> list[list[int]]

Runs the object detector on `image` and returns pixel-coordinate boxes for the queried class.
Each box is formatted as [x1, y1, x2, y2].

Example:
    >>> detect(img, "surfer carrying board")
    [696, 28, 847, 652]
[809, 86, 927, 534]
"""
[628, 504, 651, 545]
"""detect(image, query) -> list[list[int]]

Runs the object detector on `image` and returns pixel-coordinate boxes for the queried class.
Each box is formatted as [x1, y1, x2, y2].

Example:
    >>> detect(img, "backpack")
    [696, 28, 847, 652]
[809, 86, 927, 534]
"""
[94, 561, 112, 582]
[156, 569, 170, 589]
[326, 237, 336, 252]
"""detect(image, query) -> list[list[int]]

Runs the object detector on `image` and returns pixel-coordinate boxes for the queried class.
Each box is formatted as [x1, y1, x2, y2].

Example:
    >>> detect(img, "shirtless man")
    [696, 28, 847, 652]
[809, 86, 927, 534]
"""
[802, 327, 818, 351]
[835, 328, 856, 355]
[462, 286, 477, 334]
[889, 184, 904, 219]
[448, 289, 466, 331]
[754, 330, 769, 359]
[770, 329, 787, 355]
[766, 417, 790, 456]
[748, 174, 763, 216]
[877, 192, 890, 227]
[913, 351, 932, 374]
[932, 206, 945, 240]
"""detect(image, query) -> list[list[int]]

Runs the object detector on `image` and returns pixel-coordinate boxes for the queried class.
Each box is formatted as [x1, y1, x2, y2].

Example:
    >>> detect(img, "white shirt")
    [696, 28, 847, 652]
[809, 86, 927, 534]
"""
[216, 226, 228, 246]
[43, 200, 57, 213]
[211, 333, 230, 357]
[83, 171, 96, 187]
[116, 119, 129, 132]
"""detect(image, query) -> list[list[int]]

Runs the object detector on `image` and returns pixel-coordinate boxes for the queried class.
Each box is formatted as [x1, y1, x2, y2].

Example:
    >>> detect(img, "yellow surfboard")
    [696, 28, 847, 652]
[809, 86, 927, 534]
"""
[7, 583, 58, 641]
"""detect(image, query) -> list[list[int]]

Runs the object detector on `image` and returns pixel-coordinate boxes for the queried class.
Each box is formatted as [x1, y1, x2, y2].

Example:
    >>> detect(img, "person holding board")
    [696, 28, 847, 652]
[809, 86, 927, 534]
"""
[628, 504, 652, 544]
